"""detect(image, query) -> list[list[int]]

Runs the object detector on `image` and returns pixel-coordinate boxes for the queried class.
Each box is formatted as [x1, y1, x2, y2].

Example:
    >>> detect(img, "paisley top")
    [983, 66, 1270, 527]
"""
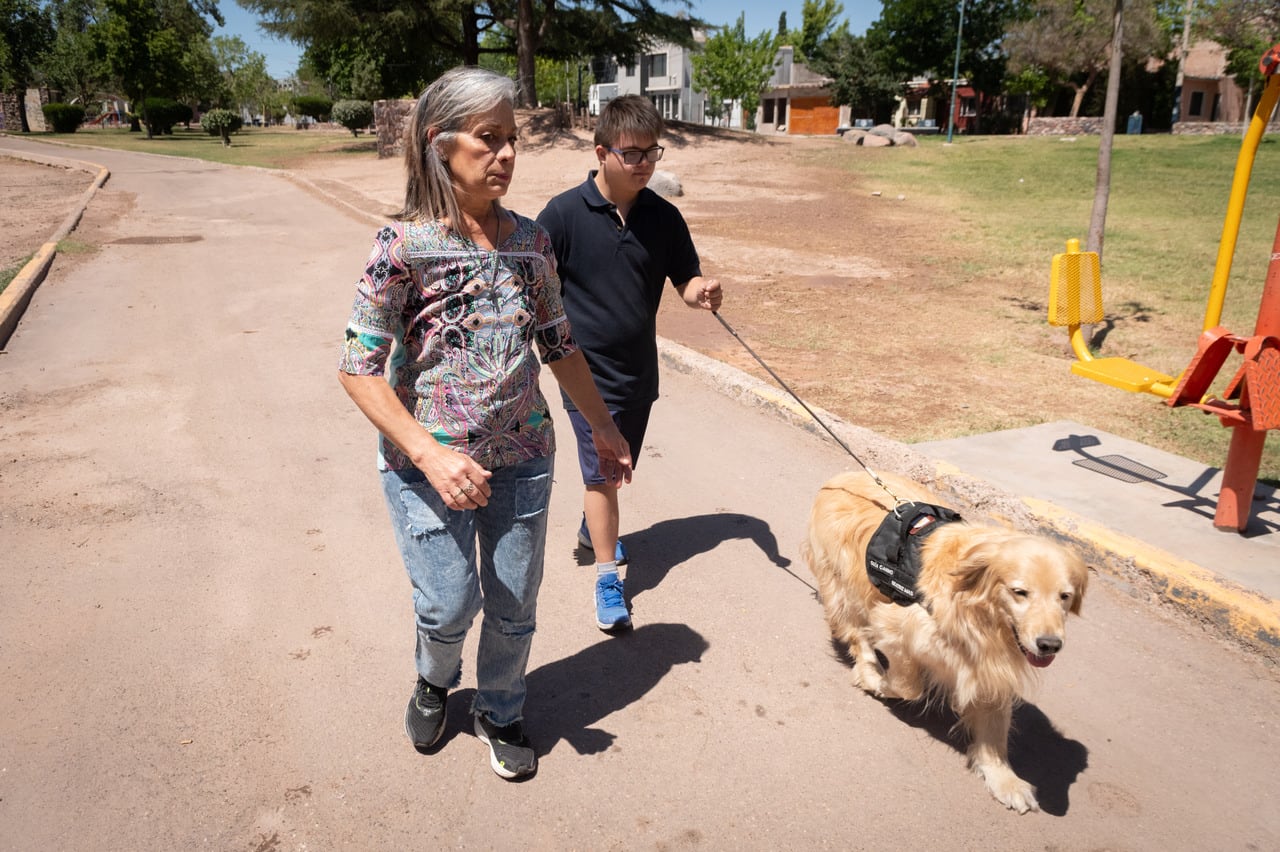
[339, 213, 576, 471]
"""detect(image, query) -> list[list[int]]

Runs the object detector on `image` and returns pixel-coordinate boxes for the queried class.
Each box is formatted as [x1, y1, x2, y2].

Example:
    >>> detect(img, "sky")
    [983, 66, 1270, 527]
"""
[213, 0, 886, 80]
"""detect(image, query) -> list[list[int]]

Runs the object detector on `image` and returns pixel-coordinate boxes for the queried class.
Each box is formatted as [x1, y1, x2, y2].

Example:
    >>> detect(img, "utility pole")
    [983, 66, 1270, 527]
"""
[946, 0, 967, 143]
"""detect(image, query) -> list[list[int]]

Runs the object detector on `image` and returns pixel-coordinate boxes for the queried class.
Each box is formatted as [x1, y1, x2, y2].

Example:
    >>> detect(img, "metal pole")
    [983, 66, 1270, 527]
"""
[946, 0, 967, 143]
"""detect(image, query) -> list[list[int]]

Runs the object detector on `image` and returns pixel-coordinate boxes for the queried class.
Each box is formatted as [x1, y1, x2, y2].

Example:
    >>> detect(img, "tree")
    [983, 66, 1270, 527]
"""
[869, 0, 1020, 100]
[0, 0, 55, 131]
[332, 97, 372, 135]
[1004, 0, 1164, 117]
[41, 0, 109, 111]
[100, 0, 223, 137]
[795, 0, 844, 62]
[241, 0, 703, 107]
[210, 35, 276, 118]
[691, 14, 778, 129]
[812, 29, 904, 123]
[201, 105, 239, 144]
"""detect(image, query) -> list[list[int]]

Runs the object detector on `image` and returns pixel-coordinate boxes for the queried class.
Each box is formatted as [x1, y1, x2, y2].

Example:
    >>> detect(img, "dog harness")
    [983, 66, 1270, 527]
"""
[866, 502, 962, 606]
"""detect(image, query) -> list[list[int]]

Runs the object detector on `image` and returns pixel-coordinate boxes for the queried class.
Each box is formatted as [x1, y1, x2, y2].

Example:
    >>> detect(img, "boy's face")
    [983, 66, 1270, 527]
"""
[596, 132, 660, 196]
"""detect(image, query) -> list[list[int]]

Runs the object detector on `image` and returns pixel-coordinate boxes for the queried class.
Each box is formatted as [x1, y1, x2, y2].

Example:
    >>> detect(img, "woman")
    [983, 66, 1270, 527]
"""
[337, 66, 632, 780]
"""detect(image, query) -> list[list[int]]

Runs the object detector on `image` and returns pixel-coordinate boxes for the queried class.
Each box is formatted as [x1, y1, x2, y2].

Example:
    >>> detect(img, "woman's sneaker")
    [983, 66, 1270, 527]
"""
[405, 677, 447, 753]
[577, 517, 627, 564]
[474, 715, 537, 779]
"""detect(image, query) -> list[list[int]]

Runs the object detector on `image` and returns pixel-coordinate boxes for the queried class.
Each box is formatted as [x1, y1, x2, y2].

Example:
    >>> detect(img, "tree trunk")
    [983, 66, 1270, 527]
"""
[1087, 0, 1125, 264]
[516, 0, 537, 107]
[461, 6, 479, 65]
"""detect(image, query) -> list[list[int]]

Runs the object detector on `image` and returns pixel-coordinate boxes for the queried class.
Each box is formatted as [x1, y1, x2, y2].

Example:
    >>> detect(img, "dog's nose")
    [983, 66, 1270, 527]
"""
[1036, 636, 1063, 655]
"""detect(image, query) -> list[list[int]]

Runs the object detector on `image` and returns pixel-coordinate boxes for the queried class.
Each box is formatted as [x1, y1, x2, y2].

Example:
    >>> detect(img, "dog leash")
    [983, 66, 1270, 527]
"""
[712, 311, 911, 512]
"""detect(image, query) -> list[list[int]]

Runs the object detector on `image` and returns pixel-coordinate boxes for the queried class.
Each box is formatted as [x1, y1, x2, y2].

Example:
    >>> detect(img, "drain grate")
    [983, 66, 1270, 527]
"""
[109, 235, 203, 245]
[1072, 454, 1167, 484]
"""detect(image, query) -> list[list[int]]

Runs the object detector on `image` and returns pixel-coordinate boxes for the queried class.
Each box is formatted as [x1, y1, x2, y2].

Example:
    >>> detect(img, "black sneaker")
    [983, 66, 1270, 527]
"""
[473, 714, 537, 779]
[405, 677, 447, 752]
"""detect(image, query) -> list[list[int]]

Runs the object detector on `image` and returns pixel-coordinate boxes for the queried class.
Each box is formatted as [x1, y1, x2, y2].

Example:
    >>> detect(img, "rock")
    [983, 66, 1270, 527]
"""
[892, 133, 919, 147]
[861, 133, 892, 147]
[648, 169, 683, 197]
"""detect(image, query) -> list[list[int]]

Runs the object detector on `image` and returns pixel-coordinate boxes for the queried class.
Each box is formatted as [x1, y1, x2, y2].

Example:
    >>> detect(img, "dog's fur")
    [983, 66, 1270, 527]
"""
[803, 471, 1088, 813]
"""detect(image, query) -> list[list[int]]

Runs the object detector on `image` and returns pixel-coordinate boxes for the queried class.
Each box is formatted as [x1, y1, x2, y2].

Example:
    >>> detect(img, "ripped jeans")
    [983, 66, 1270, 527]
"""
[380, 453, 553, 726]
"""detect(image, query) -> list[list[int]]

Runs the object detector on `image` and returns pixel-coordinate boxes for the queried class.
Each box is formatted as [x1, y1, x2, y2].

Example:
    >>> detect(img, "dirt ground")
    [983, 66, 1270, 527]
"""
[0, 119, 1206, 457]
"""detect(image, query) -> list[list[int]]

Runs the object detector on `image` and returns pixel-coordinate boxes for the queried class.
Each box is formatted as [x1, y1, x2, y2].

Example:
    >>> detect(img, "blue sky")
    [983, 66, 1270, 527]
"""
[214, 0, 885, 80]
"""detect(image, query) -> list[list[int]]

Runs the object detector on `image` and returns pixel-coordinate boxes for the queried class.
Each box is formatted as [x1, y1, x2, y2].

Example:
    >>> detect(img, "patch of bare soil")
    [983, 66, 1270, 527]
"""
[0, 156, 95, 269]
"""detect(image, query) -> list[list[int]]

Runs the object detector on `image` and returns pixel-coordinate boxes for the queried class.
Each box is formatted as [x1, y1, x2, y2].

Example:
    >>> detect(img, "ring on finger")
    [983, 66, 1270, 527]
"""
[462, 481, 476, 494]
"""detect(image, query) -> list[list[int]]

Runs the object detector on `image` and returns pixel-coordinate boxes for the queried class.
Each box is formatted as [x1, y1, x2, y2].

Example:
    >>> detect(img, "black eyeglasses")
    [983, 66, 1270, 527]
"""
[609, 145, 664, 165]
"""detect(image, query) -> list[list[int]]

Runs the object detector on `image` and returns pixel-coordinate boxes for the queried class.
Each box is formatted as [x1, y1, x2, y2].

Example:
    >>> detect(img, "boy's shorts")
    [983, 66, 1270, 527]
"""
[567, 404, 652, 485]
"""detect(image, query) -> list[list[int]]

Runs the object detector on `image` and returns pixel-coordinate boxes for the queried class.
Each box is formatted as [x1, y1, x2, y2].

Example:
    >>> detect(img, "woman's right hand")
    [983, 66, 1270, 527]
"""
[592, 422, 633, 487]
[416, 445, 494, 508]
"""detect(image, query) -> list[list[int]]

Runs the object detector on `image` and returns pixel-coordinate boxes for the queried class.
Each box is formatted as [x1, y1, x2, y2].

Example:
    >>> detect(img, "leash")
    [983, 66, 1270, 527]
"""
[712, 311, 911, 512]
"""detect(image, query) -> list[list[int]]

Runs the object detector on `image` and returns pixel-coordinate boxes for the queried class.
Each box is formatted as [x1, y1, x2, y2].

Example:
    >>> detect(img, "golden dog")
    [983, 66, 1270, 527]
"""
[804, 470, 1088, 813]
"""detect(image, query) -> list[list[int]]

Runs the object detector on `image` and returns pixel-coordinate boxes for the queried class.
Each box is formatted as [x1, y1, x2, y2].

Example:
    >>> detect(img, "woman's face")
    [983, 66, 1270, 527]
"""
[441, 101, 518, 206]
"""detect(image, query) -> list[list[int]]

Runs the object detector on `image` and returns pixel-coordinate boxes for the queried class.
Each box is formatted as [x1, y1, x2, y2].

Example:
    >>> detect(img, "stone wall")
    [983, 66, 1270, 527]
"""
[1025, 116, 1106, 136]
[1171, 120, 1280, 135]
[0, 88, 53, 132]
[374, 98, 414, 160]
[0, 91, 20, 131]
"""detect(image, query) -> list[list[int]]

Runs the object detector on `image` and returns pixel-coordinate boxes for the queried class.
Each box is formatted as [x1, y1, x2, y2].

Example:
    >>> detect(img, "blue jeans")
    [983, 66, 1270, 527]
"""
[380, 453, 553, 726]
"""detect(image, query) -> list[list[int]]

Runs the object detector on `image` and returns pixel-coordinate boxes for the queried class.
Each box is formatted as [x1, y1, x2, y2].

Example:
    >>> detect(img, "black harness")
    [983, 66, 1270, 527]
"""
[866, 502, 962, 607]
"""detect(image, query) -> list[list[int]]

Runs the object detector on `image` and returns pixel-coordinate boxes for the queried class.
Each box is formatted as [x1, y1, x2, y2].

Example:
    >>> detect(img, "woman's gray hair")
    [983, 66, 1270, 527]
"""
[397, 66, 518, 228]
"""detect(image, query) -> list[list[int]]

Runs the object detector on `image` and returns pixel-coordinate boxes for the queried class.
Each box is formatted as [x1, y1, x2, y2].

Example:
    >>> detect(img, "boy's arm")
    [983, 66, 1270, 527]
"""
[676, 275, 723, 311]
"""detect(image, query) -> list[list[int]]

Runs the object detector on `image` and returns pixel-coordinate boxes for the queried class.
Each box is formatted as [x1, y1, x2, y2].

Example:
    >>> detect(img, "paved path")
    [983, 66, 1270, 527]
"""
[1, 139, 1278, 850]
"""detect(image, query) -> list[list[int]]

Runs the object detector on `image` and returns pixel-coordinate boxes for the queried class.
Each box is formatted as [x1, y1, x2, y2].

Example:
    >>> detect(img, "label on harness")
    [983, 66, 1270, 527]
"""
[865, 502, 962, 606]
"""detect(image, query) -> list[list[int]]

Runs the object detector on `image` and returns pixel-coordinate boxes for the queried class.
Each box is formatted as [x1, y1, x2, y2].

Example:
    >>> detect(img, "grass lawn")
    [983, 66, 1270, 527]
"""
[34, 125, 376, 170]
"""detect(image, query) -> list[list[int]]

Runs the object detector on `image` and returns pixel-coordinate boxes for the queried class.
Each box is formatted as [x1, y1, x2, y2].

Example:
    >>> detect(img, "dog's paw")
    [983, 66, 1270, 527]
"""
[984, 773, 1040, 814]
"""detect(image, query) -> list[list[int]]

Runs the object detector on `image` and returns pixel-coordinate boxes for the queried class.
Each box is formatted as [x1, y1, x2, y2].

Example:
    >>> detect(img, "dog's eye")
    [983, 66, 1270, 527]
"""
[1011, 588, 1029, 598]
[1060, 592, 1073, 602]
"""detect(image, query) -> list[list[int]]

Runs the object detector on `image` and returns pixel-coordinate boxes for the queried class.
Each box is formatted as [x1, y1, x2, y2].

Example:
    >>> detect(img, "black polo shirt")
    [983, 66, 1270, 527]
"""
[537, 171, 701, 410]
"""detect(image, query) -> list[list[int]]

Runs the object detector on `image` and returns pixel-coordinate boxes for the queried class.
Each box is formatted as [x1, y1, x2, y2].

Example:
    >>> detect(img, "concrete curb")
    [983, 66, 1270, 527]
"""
[658, 337, 1280, 664]
[0, 147, 110, 350]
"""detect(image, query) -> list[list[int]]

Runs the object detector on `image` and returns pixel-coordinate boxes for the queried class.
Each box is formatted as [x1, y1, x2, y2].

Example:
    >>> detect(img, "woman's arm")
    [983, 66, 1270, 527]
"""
[337, 372, 492, 505]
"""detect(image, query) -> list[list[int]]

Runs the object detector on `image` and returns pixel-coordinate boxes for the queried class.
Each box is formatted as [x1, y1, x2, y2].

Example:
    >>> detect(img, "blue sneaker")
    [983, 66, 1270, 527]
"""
[595, 572, 631, 631]
[577, 518, 628, 565]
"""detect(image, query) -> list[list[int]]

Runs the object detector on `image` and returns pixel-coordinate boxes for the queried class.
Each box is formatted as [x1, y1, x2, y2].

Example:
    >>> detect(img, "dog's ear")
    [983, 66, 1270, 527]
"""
[951, 538, 1001, 599]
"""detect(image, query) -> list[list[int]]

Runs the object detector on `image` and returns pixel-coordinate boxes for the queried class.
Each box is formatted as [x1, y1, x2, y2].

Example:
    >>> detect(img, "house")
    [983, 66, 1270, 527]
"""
[1174, 39, 1247, 125]
[756, 46, 849, 135]
[894, 77, 975, 133]
[595, 34, 710, 124]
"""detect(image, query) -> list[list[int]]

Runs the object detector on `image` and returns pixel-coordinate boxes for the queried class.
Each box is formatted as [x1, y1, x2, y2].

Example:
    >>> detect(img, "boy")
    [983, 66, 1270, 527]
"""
[537, 95, 722, 632]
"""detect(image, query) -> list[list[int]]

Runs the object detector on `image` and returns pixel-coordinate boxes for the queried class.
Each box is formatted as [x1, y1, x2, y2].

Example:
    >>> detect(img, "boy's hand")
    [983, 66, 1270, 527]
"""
[691, 277, 722, 311]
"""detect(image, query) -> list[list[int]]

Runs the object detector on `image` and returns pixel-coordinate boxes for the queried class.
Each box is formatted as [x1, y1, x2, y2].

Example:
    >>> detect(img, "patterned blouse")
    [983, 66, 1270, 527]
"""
[338, 213, 577, 472]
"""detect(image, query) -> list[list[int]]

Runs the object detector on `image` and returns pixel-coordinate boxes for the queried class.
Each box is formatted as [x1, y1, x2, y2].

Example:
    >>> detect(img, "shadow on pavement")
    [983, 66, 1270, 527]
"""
[525, 622, 709, 756]
[579, 512, 802, 596]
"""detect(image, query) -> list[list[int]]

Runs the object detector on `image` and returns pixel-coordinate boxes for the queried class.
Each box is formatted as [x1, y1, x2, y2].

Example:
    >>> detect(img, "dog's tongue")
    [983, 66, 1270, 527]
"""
[1026, 651, 1055, 668]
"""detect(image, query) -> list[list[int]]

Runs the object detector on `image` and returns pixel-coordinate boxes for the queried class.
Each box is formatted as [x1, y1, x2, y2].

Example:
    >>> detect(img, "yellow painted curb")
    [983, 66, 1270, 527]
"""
[0, 242, 58, 348]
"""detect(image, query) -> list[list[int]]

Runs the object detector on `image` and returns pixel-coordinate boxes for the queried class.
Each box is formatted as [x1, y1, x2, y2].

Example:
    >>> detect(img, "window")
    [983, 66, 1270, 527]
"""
[647, 53, 667, 79]
[1189, 91, 1204, 117]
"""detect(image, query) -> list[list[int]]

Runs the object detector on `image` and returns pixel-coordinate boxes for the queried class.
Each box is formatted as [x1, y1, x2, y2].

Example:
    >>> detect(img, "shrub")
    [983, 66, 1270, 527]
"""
[292, 95, 333, 123]
[332, 99, 374, 137]
[41, 103, 86, 133]
[142, 98, 188, 135]
[201, 108, 241, 146]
